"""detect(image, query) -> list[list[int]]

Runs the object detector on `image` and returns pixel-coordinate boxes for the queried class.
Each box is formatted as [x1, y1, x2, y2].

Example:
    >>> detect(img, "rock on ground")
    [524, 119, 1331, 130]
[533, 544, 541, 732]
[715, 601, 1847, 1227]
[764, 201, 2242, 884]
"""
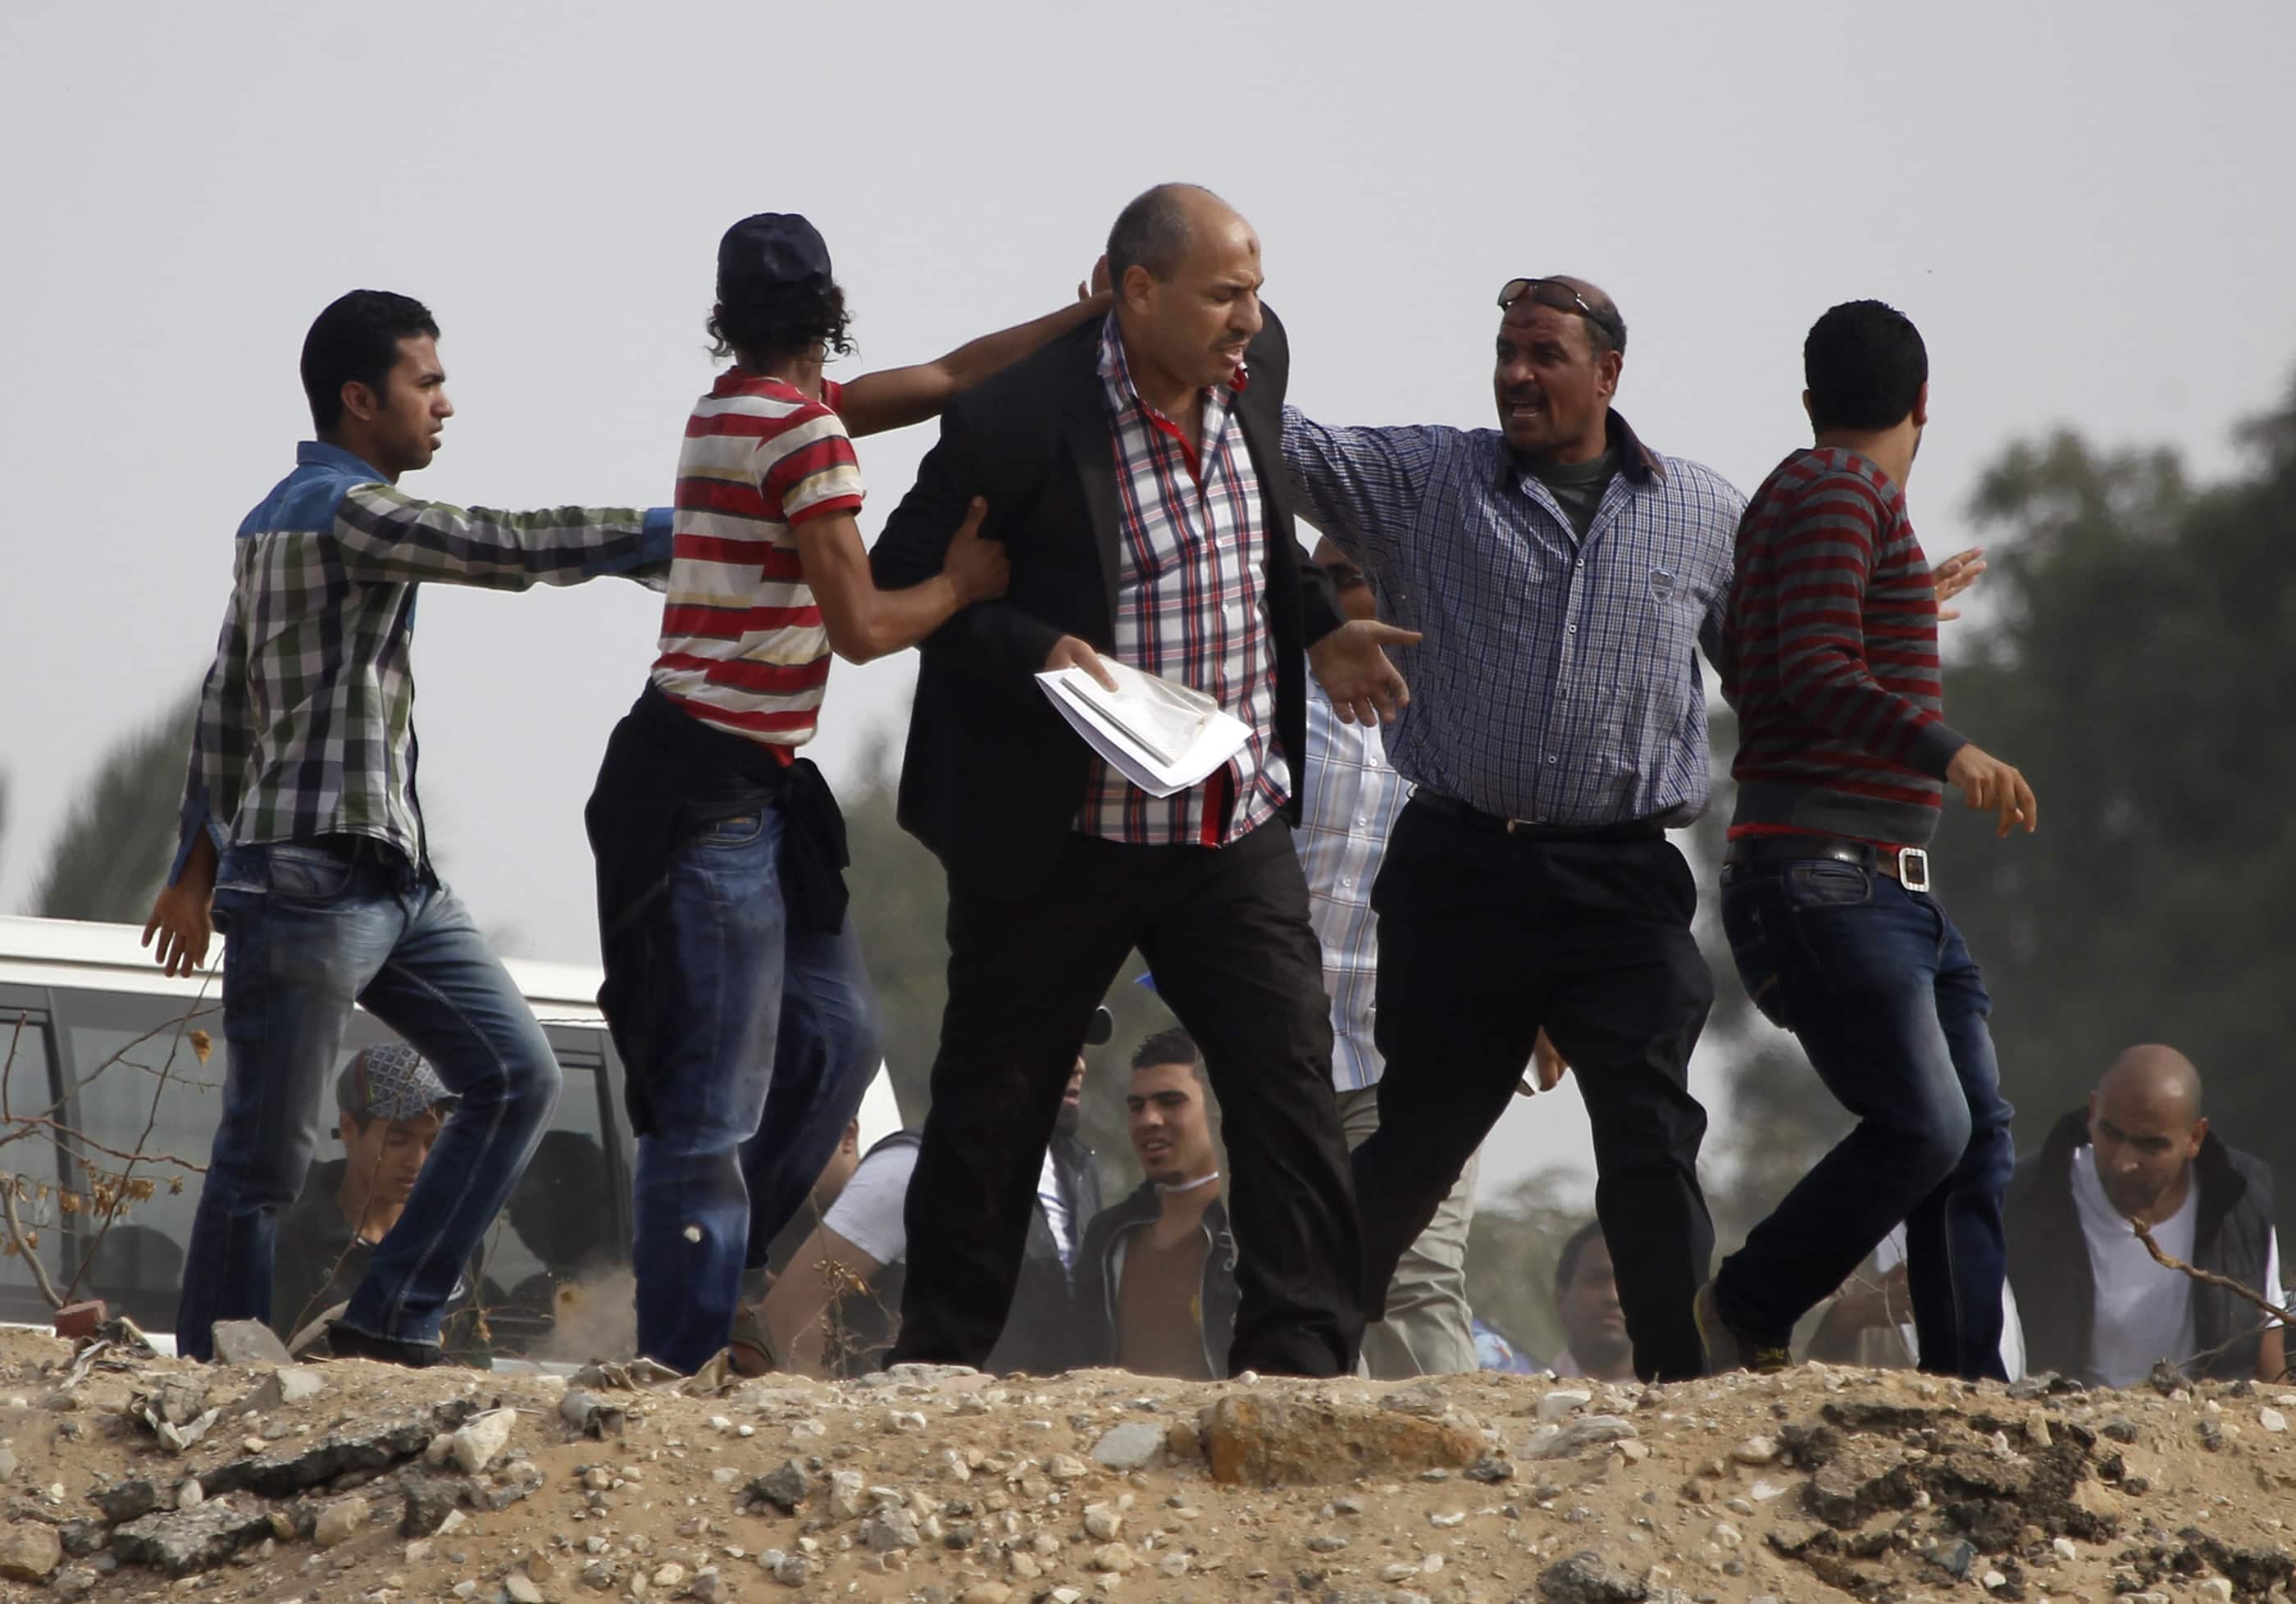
[1088, 1419, 1164, 1470]
[1200, 1391, 1483, 1486]
[0, 1521, 62, 1582]
[449, 1406, 517, 1474]
[207, 1322, 291, 1367]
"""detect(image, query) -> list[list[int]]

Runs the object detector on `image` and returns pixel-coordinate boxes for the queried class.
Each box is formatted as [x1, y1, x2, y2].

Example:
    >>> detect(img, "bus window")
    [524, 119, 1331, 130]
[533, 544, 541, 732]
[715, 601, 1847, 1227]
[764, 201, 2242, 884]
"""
[0, 1009, 70, 1325]
[52, 990, 228, 1327]
[476, 1037, 623, 1355]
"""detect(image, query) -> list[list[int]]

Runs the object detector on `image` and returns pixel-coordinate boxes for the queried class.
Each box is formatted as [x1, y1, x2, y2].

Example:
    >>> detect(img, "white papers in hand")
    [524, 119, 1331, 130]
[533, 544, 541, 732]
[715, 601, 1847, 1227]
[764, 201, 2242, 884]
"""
[1035, 658, 1250, 799]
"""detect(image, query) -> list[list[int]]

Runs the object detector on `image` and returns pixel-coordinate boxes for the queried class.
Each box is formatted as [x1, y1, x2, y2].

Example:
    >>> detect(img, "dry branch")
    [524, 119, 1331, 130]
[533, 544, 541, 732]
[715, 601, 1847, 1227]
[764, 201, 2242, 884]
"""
[2133, 1217, 2296, 1328]
[0, 1182, 63, 1310]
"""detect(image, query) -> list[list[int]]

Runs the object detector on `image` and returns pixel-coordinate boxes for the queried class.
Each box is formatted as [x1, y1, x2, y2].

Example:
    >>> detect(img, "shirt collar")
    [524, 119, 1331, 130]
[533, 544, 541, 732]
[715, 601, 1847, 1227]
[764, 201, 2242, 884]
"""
[1496, 408, 1668, 492]
[298, 440, 388, 481]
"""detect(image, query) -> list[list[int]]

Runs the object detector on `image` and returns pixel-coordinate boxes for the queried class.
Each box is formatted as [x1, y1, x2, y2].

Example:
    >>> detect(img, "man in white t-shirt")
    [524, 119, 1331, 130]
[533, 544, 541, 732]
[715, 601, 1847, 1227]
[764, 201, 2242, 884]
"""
[757, 1055, 1100, 1376]
[2006, 1046, 2285, 1388]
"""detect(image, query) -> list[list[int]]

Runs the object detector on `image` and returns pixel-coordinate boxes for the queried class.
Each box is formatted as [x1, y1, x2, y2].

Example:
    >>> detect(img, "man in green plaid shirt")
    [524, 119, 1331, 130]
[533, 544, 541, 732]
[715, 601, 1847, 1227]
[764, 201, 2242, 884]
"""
[144, 289, 672, 1365]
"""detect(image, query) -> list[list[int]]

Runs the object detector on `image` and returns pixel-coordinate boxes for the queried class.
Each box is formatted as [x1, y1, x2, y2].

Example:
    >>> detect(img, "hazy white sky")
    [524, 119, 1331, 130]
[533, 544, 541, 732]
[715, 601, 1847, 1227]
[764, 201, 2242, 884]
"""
[5, 0, 2292, 1199]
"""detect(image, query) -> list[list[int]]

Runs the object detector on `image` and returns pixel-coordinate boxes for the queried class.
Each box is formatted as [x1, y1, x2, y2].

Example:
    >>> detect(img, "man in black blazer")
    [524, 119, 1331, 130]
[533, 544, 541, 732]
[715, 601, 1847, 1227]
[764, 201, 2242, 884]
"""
[871, 184, 1414, 1378]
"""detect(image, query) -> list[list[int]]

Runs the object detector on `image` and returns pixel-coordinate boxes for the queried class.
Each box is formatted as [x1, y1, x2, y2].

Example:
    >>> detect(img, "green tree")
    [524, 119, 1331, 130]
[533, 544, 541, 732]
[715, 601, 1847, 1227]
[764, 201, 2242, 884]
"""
[29, 688, 199, 923]
[1931, 380, 2296, 1246]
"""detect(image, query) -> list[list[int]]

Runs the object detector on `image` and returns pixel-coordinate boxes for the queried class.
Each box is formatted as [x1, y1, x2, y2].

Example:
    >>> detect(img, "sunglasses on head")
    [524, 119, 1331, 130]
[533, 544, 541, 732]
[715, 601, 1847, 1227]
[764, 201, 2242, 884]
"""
[1497, 277, 1624, 348]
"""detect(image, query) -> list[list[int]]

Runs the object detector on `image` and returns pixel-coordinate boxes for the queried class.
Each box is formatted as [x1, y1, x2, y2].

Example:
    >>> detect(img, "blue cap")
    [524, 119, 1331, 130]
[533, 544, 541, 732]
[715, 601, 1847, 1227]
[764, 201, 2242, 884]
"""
[717, 212, 831, 298]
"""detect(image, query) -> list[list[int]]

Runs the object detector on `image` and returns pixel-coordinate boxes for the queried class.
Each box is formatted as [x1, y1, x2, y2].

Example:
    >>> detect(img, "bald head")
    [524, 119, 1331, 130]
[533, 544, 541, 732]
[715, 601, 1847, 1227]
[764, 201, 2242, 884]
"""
[1105, 184, 1263, 403]
[2098, 1044, 2203, 1125]
[2087, 1044, 2207, 1221]
[1108, 184, 1239, 283]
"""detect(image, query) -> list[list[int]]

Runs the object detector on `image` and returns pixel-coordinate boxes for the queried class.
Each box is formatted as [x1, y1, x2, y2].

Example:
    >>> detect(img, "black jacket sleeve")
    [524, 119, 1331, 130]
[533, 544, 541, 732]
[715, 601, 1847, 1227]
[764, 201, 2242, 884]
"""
[872, 402, 1065, 695]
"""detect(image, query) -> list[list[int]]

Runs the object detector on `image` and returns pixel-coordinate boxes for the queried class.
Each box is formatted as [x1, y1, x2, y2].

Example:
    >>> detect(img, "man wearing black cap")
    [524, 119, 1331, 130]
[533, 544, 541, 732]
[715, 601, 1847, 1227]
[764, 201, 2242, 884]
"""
[587, 212, 1112, 1374]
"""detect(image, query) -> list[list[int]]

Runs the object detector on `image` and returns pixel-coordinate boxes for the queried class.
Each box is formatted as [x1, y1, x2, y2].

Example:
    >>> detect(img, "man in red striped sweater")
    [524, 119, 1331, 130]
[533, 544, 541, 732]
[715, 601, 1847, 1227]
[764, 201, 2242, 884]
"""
[586, 212, 1109, 1374]
[1696, 300, 2038, 1379]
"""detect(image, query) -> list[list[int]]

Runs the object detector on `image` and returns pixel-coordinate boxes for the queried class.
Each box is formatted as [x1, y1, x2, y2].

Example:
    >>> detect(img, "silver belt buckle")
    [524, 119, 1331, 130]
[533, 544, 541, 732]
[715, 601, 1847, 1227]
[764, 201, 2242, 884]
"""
[1897, 846, 1932, 893]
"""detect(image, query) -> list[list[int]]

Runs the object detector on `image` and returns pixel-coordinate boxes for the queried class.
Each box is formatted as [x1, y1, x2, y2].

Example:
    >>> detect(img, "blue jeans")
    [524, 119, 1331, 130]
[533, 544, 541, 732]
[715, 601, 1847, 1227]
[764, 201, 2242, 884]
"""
[630, 802, 877, 1374]
[178, 840, 561, 1359]
[1712, 858, 2016, 1379]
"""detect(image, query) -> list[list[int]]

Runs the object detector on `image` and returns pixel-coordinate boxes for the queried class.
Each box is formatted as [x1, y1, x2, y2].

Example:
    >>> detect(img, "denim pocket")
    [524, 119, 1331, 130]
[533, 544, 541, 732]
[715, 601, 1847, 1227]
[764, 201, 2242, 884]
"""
[266, 843, 358, 904]
[213, 846, 265, 899]
[699, 813, 766, 848]
[1721, 882, 1792, 1031]
[1783, 861, 1871, 909]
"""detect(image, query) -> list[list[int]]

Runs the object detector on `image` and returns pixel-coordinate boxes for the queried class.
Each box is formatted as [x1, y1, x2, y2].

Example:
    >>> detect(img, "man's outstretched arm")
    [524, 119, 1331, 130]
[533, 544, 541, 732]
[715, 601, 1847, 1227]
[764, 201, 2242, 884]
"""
[837, 277, 1112, 440]
[1279, 407, 1440, 573]
[331, 487, 675, 590]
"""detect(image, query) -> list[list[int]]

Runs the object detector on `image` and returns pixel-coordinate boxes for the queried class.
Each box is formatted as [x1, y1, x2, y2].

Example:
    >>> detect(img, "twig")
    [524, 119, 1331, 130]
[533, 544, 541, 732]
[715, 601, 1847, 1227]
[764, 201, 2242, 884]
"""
[0, 1116, 205, 1174]
[1, 1181, 63, 1311]
[2175, 1314, 2280, 1376]
[2133, 1218, 2296, 1328]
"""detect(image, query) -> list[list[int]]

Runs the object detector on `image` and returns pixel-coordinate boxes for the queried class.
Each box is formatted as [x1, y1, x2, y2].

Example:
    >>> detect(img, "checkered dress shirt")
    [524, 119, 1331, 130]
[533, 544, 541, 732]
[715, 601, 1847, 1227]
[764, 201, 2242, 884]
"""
[1280, 409, 1742, 827]
[1077, 316, 1287, 846]
[1296, 676, 1411, 1091]
[170, 441, 671, 882]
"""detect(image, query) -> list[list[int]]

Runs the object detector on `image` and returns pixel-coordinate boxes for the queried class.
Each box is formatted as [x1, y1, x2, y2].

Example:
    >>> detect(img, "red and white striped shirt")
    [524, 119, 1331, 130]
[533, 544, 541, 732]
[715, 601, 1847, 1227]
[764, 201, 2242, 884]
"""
[650, 371, 862, 754]
[1078, 316, 1287, 846]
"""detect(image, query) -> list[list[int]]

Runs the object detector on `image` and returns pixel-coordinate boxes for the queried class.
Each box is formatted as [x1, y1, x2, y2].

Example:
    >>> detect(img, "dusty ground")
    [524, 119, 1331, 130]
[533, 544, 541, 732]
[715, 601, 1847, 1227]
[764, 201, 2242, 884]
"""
[0, 1328, 2292, 1604]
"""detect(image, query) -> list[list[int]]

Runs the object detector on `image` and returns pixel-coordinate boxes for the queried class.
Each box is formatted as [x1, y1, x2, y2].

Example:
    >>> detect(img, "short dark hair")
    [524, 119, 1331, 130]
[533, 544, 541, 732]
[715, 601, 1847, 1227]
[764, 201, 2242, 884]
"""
[1565, 281, 1627, 358]
[1803, 299, 1927, 433]
[301, 290, 439, 433]
[1130, 1026, 1203, 1078]
[708, 278, 856, 367]
[1553, 1218, 1608, 1293]
[1108, 184, 1213, 282]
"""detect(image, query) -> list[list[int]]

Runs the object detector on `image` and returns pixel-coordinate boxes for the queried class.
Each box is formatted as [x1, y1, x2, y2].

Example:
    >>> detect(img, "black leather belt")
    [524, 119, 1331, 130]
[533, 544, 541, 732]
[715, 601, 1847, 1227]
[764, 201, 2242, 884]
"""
[1412, 792, 1664, 843]
[1723, 833, 1932, 891]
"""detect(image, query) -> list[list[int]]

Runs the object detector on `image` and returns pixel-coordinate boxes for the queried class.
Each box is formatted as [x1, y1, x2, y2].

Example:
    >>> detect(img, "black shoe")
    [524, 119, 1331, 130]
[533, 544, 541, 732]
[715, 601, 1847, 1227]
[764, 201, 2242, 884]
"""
[325, 1320, 450, 1369]
[1692, 1280, 1792, 1377]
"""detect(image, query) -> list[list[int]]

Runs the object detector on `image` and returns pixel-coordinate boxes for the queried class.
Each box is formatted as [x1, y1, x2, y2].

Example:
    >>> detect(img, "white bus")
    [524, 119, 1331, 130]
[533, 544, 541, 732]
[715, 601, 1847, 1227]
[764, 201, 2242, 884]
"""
[0, 915, 900, 1354]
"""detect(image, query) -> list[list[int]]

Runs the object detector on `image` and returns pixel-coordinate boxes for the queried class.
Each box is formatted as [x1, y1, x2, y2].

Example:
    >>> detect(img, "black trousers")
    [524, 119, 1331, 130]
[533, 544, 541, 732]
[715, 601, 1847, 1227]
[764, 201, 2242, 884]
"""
[891, 820, 1363, 1378]
[1355, 800, 1716, 1381]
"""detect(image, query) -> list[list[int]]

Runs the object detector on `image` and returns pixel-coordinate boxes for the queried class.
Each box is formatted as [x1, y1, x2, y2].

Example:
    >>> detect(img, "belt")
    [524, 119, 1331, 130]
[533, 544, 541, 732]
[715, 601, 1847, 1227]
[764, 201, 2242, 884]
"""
[1723, 833, 1932, 892]
[1411, 792, 1664, 843]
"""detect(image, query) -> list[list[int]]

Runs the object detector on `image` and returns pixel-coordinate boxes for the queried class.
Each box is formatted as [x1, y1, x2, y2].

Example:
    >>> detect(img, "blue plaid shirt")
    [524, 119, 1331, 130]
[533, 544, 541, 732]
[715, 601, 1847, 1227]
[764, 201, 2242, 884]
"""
[1280, 409, 1743, 827]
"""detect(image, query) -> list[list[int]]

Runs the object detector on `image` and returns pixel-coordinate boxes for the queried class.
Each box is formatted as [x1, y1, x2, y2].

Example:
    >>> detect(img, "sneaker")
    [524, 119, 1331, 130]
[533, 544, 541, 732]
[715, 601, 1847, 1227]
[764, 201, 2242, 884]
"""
[1692, 1279, 1791, 1377]
[324, 1320, 450, 1369]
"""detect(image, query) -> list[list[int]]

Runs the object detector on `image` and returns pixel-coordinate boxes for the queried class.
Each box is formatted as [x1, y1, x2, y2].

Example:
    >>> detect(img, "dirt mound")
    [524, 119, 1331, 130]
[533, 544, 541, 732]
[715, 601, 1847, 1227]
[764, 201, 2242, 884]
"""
[0, 1328, 2292, 1604]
